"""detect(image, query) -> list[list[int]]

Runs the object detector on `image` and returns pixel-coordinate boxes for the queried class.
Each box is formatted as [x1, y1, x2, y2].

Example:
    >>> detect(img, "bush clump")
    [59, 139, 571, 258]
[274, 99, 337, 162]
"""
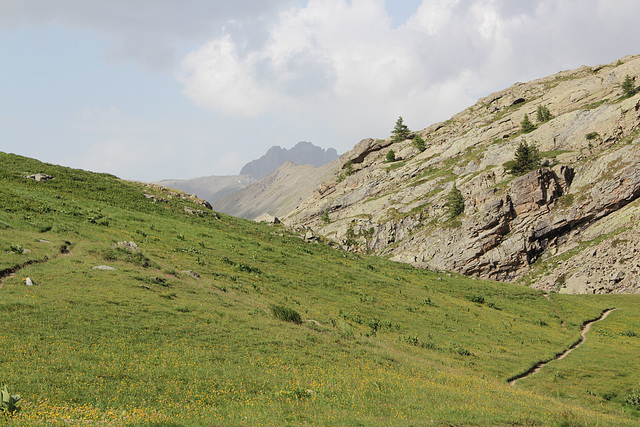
[413, 135, 426, 152]
[271, 305, 302, 324]
[386, 149, 396, 163]
[585, 131, 600, 141]
[103, 247, 156, 268]
[469, 295, 485, 304]
[625, 389, 640, 406]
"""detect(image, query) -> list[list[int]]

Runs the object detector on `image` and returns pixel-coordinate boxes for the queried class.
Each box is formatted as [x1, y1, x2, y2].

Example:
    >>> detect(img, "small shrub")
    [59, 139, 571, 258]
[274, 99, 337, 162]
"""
[421, 341, 438, 350]
[487, 302, 501, 310]
[625, 389, 640, 406]
[386, 149, 396, 163]
[236, 263, 261, 274]
[621, 330, 638, 337]
[402, 335, 419, 346]
[59, 241, 71, 254]
[160, 292, 178, 300]
[585, 131, 600, 140]
[8, 244, 23, 254]
[103, 247, 156, 268]
[469, 295, 485, 304]
[420, 297, 432, 306]
[413, 135, 426, 152]
[321, 209, 330, 224]
[344, 160, 354, 176]
[452, 344, 473, 356]
[271, 305, 302, 324]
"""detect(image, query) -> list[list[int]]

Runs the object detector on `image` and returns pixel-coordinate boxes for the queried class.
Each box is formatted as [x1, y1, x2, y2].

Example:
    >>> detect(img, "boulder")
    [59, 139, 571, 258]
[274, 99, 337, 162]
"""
[26, 173, 54, 182]
[254, 213, 281, 224]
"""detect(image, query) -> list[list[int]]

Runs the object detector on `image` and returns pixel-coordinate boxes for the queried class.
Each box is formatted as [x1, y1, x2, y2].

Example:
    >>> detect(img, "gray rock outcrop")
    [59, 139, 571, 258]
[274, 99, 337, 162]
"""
[283, 54, 640, 294]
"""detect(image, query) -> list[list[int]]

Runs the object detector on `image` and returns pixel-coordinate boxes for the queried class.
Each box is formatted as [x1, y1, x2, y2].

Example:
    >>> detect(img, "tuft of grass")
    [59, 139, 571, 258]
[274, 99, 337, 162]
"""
[271, 305, 302, 324]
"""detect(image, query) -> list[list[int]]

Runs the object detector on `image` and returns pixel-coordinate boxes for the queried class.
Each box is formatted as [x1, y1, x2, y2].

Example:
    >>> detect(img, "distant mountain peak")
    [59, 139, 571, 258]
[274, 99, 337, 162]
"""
[240, 141, 339, 180]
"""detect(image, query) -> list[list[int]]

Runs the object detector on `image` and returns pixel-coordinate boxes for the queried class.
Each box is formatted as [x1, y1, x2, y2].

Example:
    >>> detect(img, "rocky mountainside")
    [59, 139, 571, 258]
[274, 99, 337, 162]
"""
[284, 54, 640, 294]
[156, 174, 255, 203]
[212, 160, 338, 220]
[240, 141, 339, 180]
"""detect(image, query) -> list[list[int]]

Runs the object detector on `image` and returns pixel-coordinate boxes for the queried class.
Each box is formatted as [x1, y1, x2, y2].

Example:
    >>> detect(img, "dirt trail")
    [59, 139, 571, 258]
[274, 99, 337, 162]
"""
[0, 264, 24, 289]
[508, 308, 616, 386]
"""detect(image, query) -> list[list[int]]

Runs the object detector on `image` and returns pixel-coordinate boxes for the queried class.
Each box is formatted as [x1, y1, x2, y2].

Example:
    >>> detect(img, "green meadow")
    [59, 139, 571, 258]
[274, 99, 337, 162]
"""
[1, 151, 639, 426]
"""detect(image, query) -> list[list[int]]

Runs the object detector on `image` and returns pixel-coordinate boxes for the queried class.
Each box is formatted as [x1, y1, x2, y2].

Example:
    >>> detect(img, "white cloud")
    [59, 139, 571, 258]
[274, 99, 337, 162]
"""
[178, 35, 279, 116]
[5, 0, 640, 181]
[178, 0, 640, 152]
[0, 0, 299, 69]
[176, 0, 486, 143]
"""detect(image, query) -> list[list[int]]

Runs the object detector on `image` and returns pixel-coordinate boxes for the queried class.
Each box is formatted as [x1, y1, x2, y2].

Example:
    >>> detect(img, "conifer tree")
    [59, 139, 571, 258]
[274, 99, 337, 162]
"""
[445, 183, 465, 219]
[622, 74, 637, 97]
[520, 113, 536, 133]
[392, 117, 410, 142]
[511, 141, 541, 175]
[536, 105, 553, 123]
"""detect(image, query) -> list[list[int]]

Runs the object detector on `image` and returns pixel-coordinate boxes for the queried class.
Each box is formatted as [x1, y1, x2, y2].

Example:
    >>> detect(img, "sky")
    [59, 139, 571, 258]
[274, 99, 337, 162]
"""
[2, 0, 640, 182]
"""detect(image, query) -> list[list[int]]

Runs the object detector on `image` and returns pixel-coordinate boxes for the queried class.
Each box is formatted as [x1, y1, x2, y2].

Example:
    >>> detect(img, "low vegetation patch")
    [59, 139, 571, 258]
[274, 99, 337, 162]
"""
[271, 305, 302, 324]
[1, 152, 639, 425]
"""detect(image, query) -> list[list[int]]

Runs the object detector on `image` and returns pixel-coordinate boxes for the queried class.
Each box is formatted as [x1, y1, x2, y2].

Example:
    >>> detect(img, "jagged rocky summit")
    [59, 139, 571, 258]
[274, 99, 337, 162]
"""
[283, 54, 640, 294]
[156, 141, 339, 207]
[240, 141, 339, 180]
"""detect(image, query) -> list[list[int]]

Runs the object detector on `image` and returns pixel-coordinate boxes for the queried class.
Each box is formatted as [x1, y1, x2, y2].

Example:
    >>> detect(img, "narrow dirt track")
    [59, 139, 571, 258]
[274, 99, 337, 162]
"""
[508, 308, 616, 386]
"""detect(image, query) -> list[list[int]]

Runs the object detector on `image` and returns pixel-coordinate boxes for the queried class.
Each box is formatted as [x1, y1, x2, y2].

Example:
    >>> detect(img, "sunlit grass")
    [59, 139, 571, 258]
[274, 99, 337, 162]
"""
[0, 151, 638, 425]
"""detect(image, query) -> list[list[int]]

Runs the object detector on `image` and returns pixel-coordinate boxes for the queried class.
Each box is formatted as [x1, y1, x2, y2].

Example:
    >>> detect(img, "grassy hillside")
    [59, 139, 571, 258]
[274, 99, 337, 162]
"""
[0, 152, 639, 426]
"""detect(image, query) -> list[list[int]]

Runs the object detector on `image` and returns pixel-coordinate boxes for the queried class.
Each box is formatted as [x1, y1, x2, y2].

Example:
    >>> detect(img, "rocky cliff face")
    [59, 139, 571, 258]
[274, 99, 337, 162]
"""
[284, 55, 640, 294]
